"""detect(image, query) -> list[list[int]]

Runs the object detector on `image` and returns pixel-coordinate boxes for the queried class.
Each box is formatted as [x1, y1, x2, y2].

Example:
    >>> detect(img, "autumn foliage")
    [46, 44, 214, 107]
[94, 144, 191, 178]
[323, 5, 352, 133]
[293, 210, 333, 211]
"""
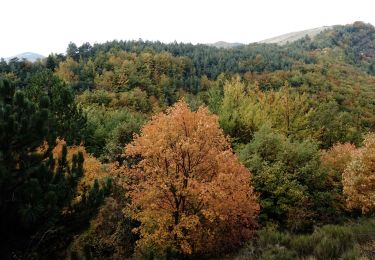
[321, 142, 357, 203]
[342, 133, 375, 213]
[125, 100, 259, 256]
[52, 139, 109, 202]
[321, 143, 357, 175]
[322, 133, 375, 214]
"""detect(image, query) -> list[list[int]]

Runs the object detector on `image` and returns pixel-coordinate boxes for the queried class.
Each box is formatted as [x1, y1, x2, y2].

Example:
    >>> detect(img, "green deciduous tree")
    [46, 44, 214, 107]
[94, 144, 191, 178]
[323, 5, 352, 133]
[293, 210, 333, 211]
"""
[238, 125, 339, 231]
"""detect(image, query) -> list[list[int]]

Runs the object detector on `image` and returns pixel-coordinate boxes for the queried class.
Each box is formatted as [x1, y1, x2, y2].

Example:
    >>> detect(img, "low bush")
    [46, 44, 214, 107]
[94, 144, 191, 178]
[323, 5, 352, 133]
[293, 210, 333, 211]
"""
[231, 218, 375, 260]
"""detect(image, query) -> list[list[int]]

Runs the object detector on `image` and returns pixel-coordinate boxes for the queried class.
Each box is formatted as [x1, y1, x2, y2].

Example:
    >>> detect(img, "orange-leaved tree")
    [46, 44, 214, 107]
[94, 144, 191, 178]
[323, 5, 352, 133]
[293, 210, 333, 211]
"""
[342, 133, 375, 214]
[321, 143, 357, 191]
[125, 100, 259, 257]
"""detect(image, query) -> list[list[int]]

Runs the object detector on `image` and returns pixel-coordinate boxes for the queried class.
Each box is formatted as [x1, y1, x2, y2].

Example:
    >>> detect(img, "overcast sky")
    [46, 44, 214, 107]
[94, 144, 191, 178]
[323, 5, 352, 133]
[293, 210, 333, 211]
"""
[1, 0, 374, 58]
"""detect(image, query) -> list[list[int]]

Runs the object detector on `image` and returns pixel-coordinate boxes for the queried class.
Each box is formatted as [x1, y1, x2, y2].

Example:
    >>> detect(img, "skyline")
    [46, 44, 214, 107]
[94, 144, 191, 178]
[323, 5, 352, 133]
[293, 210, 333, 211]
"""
[1, 0, 375, 58]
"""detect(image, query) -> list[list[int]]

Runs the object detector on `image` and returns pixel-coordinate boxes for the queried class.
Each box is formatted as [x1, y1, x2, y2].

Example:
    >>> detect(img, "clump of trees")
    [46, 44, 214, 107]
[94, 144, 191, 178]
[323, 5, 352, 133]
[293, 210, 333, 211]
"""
[323, 133, 375, 214]
[238, 125, 341, 231]
[0, 77, 108, 258]
[343, 133, 375, 213]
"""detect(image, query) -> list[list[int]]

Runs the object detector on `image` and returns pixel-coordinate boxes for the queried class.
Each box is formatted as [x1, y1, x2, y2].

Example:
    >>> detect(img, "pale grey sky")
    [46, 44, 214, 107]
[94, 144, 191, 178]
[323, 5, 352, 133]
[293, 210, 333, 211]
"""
[1, 0, 374, 58]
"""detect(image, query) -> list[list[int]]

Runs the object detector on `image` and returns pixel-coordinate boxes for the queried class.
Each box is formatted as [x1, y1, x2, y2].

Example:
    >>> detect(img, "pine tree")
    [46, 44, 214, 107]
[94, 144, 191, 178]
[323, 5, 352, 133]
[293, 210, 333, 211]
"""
[0, 77, 104, 258]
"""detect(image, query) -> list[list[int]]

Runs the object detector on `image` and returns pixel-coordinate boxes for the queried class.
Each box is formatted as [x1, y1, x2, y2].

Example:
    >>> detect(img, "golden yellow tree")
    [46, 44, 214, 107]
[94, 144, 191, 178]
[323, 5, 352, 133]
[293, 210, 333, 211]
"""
[55, 57, 79, 84]
[125, 101, 259, 256]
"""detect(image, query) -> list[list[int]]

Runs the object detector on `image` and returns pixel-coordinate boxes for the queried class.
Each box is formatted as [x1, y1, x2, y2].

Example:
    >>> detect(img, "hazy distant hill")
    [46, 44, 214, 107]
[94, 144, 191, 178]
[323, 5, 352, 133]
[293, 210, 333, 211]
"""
[259, 26, 333, 45]
[208, 27, 334, 47]
[5, 52, 45, 62]
[207, 41, 244, 48]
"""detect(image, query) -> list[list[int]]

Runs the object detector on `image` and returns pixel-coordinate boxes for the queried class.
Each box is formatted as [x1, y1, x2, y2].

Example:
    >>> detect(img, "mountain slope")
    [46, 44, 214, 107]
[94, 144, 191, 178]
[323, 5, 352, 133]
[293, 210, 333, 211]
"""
[259, 26, 333, 45]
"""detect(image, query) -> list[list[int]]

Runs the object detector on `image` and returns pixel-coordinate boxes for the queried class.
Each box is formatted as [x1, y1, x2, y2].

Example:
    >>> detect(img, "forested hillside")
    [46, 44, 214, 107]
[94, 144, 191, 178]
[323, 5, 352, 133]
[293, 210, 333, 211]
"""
[1, 22, 374, 259]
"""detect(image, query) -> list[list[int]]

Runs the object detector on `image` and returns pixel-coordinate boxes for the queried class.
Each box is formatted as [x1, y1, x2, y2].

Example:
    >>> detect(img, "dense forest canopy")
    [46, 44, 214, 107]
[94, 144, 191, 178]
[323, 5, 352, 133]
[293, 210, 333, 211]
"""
[0, 22, 375, 259]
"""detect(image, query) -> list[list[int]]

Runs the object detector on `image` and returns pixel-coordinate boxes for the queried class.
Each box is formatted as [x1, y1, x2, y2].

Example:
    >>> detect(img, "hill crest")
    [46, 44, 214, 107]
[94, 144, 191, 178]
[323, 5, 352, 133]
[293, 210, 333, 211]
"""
[5, 52, 45, 62]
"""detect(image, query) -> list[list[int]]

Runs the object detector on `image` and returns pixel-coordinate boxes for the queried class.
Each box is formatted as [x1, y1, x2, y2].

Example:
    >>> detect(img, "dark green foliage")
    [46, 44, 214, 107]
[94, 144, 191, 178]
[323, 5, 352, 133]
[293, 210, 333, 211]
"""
[26, 70, 89, 144]
[0, 58, 46, 88]
[0, 77, 106, 258]
[67, 42, 80, 61]
[317, 22, 375, 74]
[68, 183, 137, 259]
[309, 101, 360, 148]
[103, 117, 145, 164]
[83, 105, 146, 160]
[45, 53, 65, 71]
[87, 40, 314, 79]
[0, 80, 50, 231]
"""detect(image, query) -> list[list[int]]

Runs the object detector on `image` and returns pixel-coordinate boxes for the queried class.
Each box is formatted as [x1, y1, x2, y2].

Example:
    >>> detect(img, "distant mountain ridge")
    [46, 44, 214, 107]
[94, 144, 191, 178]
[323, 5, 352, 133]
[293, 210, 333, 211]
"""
[259, 26, 333, 45]
[207, 41, 244, 48]
[5, 52, 45, 62]
[206, 26, 334, 47]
